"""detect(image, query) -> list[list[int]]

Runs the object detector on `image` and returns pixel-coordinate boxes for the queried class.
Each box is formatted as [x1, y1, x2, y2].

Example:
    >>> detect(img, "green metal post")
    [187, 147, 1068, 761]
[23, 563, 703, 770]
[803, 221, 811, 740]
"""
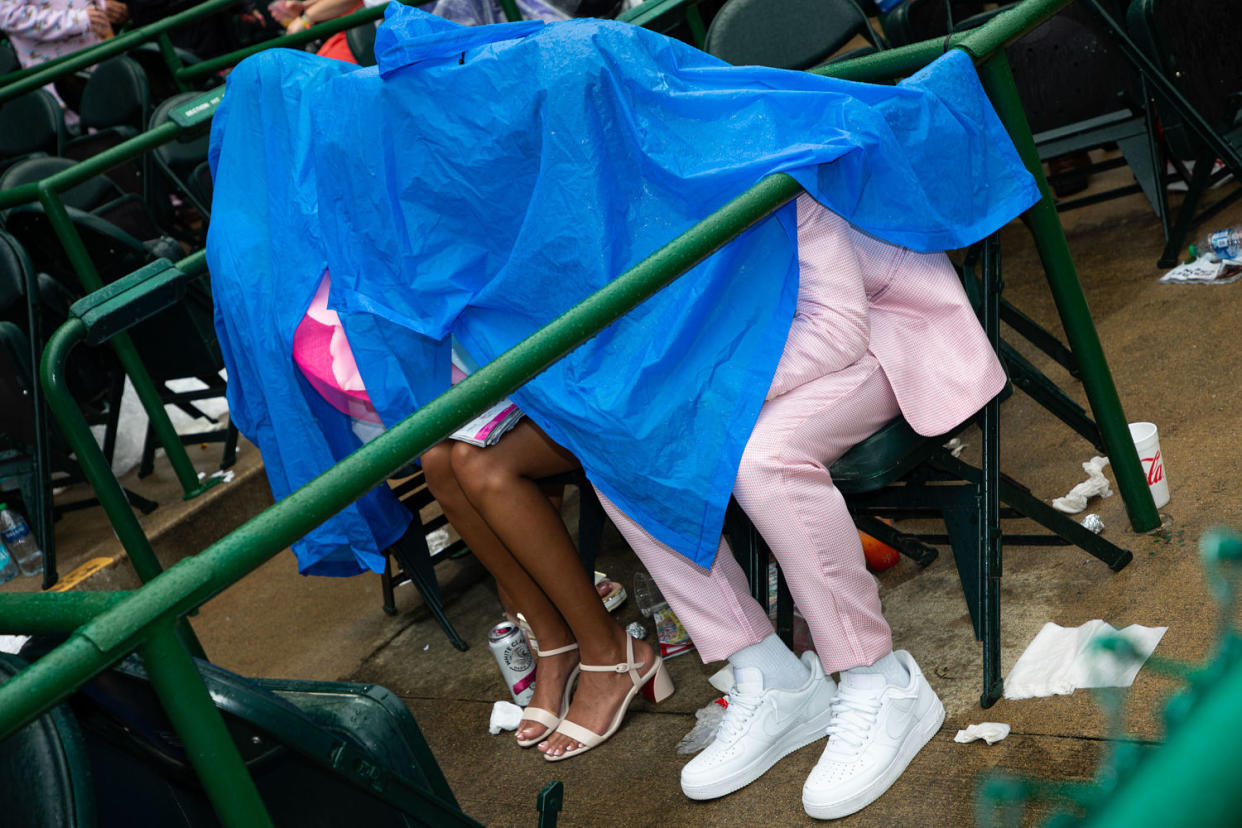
[139, 621, 275, 828]
[498, 0, 521, 22]
[974, 54, 1160, 534]
[157, 32, 190, 94]
[41, 321, 168, 582]
[41, 319, 207, 656]
[35, 185, 214, 500]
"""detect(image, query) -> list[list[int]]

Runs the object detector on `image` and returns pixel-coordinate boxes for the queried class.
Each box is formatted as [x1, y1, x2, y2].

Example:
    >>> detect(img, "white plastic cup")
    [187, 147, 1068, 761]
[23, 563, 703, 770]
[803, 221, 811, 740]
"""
[1128, 422, 1170, 509]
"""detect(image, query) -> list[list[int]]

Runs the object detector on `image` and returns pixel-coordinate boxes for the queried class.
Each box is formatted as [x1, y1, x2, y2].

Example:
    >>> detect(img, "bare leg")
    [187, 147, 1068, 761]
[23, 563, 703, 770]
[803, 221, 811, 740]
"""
[421, 442, 578, 743]
[451, 421, 656, 757]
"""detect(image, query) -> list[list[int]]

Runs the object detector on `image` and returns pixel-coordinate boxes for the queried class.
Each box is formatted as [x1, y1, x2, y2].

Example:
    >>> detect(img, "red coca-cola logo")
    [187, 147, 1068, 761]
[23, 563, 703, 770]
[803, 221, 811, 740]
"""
[1142, 450, 1163, 486]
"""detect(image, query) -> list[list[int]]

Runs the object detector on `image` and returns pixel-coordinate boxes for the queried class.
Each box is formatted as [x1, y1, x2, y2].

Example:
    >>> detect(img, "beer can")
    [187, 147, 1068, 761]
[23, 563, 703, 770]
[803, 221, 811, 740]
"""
[488, 620, 536, 705]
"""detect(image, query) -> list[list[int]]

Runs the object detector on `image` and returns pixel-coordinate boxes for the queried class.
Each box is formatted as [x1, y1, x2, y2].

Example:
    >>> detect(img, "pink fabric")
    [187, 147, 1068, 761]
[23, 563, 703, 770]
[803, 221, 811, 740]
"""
[292, 271, 384, 423]
[292, 271, 468, 424]
[600, 196, 1006, 670]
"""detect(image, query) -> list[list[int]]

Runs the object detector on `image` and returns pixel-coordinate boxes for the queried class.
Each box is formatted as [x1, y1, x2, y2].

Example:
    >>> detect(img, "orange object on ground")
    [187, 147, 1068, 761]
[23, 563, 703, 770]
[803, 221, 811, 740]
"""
[860, 530, 899, 572]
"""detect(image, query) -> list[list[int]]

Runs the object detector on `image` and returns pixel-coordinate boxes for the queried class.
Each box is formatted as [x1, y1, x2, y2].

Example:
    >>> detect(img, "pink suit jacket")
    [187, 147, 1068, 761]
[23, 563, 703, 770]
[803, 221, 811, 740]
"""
[777, 195, 1007, 438]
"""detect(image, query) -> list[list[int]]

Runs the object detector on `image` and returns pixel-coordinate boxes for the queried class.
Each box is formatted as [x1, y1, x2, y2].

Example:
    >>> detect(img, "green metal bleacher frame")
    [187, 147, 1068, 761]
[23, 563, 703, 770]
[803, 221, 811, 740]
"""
[0, 0, 1166, 823]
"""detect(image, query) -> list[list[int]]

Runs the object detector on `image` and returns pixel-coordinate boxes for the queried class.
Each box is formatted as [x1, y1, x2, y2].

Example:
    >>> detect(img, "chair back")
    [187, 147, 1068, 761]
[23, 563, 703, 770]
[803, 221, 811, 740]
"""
[0, 41, 18, 75]
[130, 41, 203, 102]
[148, 92, 211, 173]
[0, 156, 121, 213]
[1128, 0, 1242, 156]
[0, 654, 96, 828]
[881, 0, 988, 46]
[347, 21, 379, 67]
[705, 0, 881, 70]
[0, 90, 65, 160]
[887, 0, 1139, 135]
[78, 56, 151, 132]
[1003, 1, 1138, 135]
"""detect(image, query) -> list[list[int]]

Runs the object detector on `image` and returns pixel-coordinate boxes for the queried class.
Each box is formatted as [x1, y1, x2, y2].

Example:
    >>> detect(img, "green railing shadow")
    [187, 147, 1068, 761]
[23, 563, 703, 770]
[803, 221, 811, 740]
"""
[0, 1, 1161, 824]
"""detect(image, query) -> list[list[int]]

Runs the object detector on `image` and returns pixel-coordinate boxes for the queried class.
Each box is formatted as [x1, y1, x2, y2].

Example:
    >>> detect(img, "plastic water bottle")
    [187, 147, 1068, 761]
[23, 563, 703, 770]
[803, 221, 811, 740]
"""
[0, 504, 42, 577]
[0, 542, 17, 584]
[1188, 225, 1242, 262]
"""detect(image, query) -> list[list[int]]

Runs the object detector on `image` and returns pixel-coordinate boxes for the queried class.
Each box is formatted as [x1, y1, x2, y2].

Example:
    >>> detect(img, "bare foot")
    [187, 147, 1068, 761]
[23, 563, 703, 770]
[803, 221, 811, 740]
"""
[538, 633, 656, 758]
[516, 645, 580, 745]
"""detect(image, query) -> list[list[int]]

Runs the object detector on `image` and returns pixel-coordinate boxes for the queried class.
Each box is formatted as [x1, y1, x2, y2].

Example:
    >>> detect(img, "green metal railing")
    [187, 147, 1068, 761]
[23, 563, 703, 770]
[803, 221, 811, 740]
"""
[0, 1, 1159, 823]
[0, 88, 225, 501]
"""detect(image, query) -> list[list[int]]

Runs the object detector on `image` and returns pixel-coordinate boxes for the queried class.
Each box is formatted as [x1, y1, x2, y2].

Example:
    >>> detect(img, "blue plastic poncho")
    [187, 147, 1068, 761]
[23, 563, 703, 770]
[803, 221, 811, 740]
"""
[207, 6, 1039, 575]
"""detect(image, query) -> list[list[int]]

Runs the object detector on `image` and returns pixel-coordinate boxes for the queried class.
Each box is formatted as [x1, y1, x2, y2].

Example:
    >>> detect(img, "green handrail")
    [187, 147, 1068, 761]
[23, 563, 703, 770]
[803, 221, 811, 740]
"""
[0, 2, 1158, 824]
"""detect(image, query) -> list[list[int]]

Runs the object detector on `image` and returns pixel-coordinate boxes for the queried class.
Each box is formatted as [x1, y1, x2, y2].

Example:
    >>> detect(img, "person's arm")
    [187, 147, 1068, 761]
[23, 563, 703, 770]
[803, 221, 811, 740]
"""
[0, 0, 104, 41]
[765, 195, 871, 400]
[284, 0, 357, 31]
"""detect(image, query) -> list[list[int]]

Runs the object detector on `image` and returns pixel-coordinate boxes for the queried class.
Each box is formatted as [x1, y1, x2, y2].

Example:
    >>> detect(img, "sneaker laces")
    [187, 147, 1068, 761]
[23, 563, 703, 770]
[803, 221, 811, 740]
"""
[822, 685, 882, 759]
[714, 689, 762, 746]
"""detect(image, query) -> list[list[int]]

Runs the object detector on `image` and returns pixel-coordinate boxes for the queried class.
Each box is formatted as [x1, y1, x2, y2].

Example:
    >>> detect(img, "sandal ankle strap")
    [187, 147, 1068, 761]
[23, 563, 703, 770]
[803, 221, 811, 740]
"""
[534, 642, 580, 657]
[578, 635, 643, 684]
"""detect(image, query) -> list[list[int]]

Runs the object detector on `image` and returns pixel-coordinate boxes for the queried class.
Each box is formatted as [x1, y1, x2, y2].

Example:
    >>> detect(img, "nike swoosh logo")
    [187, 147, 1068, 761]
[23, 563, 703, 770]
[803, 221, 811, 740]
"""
[762, 700, 805, 738]
[886, 697, 916, 740]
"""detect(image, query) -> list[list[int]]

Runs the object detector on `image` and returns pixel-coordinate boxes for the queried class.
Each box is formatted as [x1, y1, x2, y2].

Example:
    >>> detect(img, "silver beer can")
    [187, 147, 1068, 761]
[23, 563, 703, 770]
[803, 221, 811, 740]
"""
[488, 620, 536, 705]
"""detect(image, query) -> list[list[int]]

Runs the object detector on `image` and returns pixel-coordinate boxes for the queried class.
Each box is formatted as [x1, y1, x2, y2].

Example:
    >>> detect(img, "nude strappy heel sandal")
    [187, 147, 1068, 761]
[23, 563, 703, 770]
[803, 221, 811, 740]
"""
[542, 635, 674, 762]
[516, 642, 580, 748]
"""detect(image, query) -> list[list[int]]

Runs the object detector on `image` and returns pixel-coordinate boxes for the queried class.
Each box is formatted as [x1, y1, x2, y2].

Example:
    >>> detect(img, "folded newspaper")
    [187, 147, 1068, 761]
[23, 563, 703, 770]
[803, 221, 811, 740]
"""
[451, 399, 524, 446]
[1159, 256, 1242, 285]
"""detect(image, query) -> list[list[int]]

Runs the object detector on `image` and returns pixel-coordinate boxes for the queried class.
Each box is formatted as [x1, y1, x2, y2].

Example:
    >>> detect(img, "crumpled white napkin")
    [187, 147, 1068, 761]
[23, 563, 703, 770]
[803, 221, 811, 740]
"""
[954, 722, 1010, 745]
[488, 701, 524, 734]
[1003, 620, 1167, 700]
[1052, 456, 1113, 514]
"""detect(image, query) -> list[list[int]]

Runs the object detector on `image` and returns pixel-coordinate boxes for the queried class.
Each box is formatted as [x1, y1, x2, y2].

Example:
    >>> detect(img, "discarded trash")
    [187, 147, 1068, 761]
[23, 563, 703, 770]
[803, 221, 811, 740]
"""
[954, 722, 1010, 745]
[1129, 422, 1170, 510]
[488, 620, 537, 705]
[423, 644, 430, 651]
[1159, 256, 1242, 285]
[1081, 514, 1105, 534]
[0, 635, 29, 654]
[595, 570, 627, 613]
[1188, 224, 1242, 263]
[626, 621, 647, 640]
[634, 571, 695, 658]
[677, 698, 729, 754]
[427, 527, 452, 556]
[943, 437, 967, 458]
[1052, 456, 1113, 514]
[1003, 620, 1167, 700]
[708, 664, 735, 694]
[488, 700, 524, 734]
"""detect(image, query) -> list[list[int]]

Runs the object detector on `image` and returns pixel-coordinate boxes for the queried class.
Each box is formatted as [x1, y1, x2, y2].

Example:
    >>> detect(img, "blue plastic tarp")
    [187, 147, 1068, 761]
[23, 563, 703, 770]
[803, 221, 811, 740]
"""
[207, 5, 1039, 575]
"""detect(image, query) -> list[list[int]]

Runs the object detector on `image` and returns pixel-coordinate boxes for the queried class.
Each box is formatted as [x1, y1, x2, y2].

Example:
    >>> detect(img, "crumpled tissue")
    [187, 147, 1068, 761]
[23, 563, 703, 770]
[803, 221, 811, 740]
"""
[1004, 620, 1167, 700]
[1052, 456, 1113, 514]
[488, 701, 524, 734]
[954, 723, 1010, 745]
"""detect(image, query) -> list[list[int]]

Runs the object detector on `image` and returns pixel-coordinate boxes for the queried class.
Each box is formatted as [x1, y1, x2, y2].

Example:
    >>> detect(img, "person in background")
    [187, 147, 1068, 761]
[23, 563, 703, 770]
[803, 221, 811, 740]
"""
[0, 0, 128, 119]
[0, 0, 127, 81]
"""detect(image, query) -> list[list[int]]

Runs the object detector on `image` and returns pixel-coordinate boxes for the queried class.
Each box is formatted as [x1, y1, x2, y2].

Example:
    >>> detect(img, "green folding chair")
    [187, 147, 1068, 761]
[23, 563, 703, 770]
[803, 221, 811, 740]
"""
[1126, 0, 1242, 266]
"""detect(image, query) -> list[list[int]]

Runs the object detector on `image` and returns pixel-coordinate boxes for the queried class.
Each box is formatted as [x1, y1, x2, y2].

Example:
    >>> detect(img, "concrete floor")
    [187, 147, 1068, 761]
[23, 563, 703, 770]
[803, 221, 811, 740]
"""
[8, 163, 1242, 826]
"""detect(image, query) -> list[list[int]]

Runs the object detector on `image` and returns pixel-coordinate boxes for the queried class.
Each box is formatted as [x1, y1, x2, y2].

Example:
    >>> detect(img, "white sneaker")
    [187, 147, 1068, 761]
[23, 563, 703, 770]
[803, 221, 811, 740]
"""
[802, 650, 944, 820]
[681, 651, 836, 801]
